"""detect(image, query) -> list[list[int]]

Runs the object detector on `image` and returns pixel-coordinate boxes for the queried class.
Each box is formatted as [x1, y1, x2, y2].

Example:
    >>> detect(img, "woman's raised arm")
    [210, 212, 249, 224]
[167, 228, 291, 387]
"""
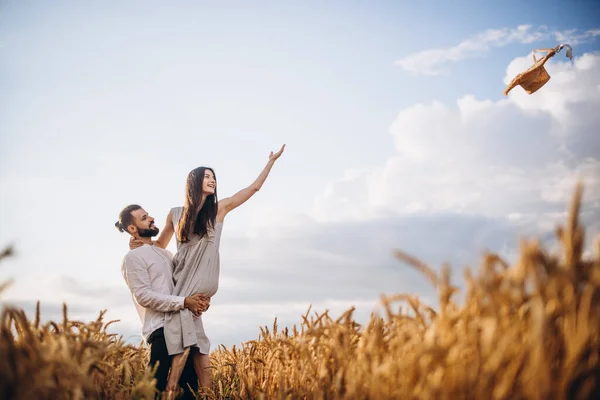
[218, 144, 285, 221]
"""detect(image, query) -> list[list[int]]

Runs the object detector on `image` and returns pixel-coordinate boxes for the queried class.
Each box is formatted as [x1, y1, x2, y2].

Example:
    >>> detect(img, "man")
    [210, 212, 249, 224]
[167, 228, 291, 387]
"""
[116, 204, 210, 399]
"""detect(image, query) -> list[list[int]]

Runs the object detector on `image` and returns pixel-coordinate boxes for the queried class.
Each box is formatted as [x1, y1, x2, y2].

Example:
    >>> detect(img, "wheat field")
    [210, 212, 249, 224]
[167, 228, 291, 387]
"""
[1, 183, 599, 399]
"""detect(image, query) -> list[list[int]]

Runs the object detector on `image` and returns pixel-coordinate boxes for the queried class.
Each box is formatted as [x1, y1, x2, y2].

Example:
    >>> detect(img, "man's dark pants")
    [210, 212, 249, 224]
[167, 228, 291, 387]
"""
[148, 328, 199, 399]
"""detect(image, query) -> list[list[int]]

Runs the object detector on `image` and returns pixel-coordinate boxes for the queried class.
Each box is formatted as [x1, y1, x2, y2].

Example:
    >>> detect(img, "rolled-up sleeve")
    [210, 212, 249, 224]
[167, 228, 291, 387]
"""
[122, 254, 185, 312]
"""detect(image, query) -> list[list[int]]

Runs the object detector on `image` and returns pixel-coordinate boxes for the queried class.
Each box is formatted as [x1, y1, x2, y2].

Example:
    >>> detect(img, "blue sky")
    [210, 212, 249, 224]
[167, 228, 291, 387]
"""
[1, 1, 599, 347]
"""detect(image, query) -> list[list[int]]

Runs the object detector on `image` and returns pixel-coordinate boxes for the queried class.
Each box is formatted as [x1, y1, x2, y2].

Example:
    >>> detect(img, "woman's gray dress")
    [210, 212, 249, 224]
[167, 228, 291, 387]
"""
[163, 206, 222, 355]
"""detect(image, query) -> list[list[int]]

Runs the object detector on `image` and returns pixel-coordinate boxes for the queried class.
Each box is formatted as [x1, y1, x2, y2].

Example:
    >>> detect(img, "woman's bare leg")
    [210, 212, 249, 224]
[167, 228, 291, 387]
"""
[165, 348, 190, 396]
[192, 350, 212, 392]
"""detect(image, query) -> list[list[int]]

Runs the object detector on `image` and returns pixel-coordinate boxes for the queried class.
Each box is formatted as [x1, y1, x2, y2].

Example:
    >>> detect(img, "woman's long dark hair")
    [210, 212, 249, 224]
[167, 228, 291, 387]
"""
[177, 166, 218, 243]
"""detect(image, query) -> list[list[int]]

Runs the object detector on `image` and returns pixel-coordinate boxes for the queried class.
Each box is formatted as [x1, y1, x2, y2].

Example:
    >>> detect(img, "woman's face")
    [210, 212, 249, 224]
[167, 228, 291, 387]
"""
[202, 169, 216, 195]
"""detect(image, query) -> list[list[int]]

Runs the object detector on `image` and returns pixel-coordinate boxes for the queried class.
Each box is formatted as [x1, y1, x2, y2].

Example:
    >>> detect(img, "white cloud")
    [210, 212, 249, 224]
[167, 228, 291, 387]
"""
[555, 28, 600, 45]
[396, 25, 600, 75]
[315, 52, 600, 236]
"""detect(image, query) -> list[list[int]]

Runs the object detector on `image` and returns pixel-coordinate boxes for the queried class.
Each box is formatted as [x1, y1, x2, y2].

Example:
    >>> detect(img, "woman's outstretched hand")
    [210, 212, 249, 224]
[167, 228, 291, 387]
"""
[217, 144, 286, 219]
[269, 144, 285, 162]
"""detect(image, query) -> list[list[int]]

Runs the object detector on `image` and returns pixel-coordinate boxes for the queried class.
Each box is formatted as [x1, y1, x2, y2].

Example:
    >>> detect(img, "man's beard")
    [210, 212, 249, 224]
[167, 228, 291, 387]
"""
[138, 226, 160, 237]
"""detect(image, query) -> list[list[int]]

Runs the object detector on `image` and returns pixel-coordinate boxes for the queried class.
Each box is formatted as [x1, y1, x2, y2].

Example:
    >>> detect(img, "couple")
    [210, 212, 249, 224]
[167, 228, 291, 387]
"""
[117, 145, 285, 398]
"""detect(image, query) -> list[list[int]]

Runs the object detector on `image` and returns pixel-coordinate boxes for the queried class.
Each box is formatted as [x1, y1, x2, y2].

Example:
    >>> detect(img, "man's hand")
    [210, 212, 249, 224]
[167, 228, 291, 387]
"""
[184, 293, 211, 316]
[198, 295, 211, 312]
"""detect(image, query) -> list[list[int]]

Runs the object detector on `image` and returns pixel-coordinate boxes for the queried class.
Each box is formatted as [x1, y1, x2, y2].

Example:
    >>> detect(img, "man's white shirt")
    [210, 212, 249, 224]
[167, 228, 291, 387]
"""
[121, 244, 186, 342]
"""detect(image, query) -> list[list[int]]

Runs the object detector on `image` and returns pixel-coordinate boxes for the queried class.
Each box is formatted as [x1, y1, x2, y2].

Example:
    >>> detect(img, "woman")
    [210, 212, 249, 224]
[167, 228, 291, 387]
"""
[134, 144, 285, 396]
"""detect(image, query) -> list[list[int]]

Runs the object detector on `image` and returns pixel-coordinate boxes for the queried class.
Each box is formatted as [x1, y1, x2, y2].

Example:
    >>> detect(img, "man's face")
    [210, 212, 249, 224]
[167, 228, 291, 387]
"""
[128, 208, 160, 238]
